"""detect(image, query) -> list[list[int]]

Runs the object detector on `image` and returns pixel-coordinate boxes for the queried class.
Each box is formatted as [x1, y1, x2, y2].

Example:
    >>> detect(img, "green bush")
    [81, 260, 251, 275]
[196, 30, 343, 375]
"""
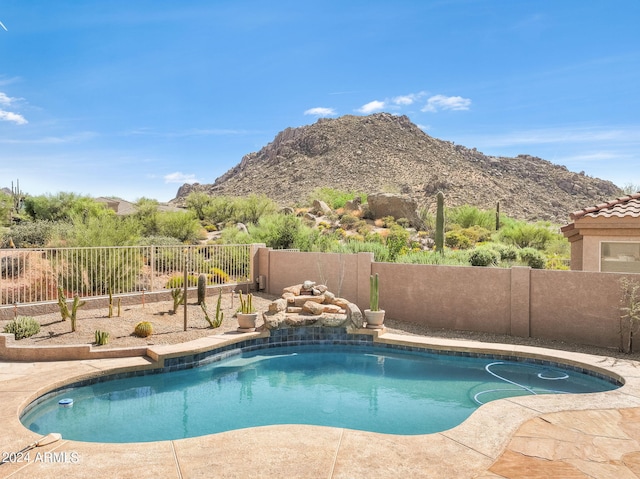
[339, 214, 359, 229]
[445, 230, 472, 249]
[3, 316, 41, 340]
[209, 267, 230, 284]
[395, 249, 470, 265]
[166, 274, 199, 288]
[469, 248, 500, 267]
[519, 247, 546, 269]
[386, 225, 410, 260]
[489, 243, 519, 261]
[447, 205, 496, 230]
[309, 187, 365, 209]
[497, 221, 556, 249]
[1, 220, 58, 248]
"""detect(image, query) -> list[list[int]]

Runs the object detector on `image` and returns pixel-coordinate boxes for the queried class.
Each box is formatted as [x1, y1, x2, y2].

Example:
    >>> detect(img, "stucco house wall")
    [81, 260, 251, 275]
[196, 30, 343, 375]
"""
[562, 193, 640, 273]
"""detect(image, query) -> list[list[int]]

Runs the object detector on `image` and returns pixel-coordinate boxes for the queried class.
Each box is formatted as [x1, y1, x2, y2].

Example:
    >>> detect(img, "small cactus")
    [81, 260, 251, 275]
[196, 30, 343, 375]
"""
[95, 330, 110, 346]
[202, 289, 224, 328]
[369, 273, 380, 311]
[197, 273, 207, 305]
[70, 294, 86, 332]
[238, 291, 254, 314]
[57, 286, 70, 321]
[134, 321, 153, 338]
[107, 285, 113, 318]
[171, 288, 184, 314]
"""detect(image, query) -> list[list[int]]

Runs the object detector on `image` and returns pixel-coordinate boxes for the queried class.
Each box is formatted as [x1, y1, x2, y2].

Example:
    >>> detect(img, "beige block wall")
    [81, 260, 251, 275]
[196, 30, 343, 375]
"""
[372, 262, 513, 334]
[258, 248, 633, 350]
[529, 269, 623, 348]
[264, 250, 373, 305]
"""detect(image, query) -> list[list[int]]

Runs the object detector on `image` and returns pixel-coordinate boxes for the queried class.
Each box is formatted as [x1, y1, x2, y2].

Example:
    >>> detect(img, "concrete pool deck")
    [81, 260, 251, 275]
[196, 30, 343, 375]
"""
[1, 331, 640, 478]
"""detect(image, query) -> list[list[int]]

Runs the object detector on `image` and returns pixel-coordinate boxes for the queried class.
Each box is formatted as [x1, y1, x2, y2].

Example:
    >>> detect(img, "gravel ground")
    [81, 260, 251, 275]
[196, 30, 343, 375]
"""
[2, 292, 639, 361]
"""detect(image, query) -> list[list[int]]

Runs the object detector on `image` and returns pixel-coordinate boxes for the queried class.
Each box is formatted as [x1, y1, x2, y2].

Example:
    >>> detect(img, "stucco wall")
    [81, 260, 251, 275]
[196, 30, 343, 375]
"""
[259, 248, 633, 350]
[371, 262, 512, 334]
[530, 269, 622, 348]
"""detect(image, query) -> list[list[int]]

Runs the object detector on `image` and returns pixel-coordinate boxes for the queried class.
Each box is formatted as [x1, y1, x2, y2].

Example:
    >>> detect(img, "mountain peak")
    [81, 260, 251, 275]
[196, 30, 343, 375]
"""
[173, 113, 620, 222]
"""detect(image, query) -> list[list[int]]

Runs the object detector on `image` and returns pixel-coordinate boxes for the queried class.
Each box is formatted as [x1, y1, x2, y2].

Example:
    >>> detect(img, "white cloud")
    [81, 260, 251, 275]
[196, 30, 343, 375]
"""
[164, 172, 198, 184]
[392, 91, 427, 106]
[0, 109, 27, 125]
[0, 92, 27, 124]
[304, 107, 336, 117]
[357, 100, 386, 114]
[0, 92, 14, 105]
[422, 95, 472, 112]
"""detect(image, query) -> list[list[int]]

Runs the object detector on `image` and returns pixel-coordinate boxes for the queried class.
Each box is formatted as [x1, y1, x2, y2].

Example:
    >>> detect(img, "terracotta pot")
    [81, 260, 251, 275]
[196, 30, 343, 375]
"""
[364, 309, 385, 329]
[237, 312, 258, 332]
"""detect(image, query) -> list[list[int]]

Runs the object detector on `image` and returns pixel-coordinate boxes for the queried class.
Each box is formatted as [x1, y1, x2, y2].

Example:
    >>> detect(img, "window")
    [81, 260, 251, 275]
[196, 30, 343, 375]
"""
[601, 242, 640, 273]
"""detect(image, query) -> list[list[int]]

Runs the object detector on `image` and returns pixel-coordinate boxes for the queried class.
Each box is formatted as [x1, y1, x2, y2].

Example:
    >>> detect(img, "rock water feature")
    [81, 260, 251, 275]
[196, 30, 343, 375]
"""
[262, 281, 365, 330]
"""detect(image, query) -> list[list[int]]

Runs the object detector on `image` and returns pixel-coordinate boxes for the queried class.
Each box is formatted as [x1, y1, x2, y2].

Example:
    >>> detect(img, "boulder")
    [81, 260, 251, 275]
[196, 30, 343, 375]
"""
[268, 298, 288, 313]
[293, 294, 325, 307]
[366, 193, 423, 229]
[312, 199, 332, 216]
[302, 301, 325, 315]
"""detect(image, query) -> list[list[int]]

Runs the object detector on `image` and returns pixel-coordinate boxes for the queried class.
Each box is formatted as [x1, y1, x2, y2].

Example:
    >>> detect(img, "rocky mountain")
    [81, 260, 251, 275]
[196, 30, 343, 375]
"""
[173, 113, 621, 222]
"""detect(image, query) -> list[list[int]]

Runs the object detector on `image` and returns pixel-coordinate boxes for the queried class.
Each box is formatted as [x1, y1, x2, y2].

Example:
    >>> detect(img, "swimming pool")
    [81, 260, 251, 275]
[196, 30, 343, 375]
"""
[20, 343, 619, 443]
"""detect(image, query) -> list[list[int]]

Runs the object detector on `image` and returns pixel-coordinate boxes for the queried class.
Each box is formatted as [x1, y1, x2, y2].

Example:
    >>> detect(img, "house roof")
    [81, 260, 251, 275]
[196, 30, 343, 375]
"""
[568, 192, 640, 221]
[95, 197, 184, 215]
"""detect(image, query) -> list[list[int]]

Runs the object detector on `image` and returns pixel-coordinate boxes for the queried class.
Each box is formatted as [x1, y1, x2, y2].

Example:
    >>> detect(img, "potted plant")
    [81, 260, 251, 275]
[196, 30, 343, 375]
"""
[365, 273, 385, 329]
[237, 290, 258, 332]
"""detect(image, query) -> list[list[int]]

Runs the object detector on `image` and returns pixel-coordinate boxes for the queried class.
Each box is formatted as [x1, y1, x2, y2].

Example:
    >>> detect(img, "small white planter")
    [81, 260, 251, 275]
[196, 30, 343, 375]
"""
[237, 312, 258, 332]
[364, 309, 385, 329]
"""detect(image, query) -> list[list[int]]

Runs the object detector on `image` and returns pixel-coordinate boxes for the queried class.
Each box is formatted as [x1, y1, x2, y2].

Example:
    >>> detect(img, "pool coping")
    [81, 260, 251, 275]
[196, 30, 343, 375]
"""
[1, 329, 640, 478]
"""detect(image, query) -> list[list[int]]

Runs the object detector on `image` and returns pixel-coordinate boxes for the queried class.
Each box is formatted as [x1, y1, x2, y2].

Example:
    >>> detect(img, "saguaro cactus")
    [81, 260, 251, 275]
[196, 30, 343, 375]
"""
[197, 273, 207, 305]
[435, 191, 445, 255]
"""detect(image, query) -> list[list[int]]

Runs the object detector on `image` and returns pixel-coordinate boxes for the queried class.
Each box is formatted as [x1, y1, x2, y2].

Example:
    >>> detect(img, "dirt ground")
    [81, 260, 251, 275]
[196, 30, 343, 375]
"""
[2, 291, 640, 362]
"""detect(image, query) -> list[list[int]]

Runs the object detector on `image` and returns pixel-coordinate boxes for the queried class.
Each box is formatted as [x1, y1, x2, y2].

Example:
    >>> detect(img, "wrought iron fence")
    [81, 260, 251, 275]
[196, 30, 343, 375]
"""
[0, 244, 253, 305]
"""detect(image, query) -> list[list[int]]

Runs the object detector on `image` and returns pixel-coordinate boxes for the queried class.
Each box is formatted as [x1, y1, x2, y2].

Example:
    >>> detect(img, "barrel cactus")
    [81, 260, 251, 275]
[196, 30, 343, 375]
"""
[134, 321, 153, 338]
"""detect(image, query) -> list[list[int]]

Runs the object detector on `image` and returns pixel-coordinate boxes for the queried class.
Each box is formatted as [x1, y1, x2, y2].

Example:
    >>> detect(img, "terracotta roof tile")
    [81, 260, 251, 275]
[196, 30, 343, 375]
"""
[569, 192, 640, 220]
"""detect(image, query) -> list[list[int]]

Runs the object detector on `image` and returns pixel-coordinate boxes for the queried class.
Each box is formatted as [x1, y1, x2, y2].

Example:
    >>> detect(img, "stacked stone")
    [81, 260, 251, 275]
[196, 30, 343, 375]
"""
[262, 280, 363, 330]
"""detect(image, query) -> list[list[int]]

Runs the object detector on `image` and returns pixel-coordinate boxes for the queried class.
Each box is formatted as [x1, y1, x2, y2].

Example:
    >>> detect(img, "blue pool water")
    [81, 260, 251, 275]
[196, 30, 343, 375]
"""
[21, 345, 618, 443]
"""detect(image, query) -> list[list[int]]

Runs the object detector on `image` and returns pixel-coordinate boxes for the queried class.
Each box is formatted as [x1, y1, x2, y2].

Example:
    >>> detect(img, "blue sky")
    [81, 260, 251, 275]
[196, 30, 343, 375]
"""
[1, 1, 639, 202]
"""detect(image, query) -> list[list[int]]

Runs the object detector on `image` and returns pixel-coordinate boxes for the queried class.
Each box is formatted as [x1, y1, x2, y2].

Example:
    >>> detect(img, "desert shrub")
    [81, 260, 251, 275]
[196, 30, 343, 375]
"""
[447, 205, 495, 230]
[395, 249, 471, 265]
[250, 214, 312, 250]
[518, 247, 546, 269]
[445, 230, 472, 249]
[3, 316, 40, 340]
[1, 220, 58, 248]
[309, 187, 365, 210]
[386, 225, 410, 260]
[497, 221, 556, 250]
[546, 256, 570, 270]
[23, 192, 111, 222]
[234, 194, 279, 224]
[166, 274, 199, 288]
[469, 248, 500, 267]
[381, 216, 396, 228]
[155, 211, 203, 243]
[136, 235, 182, 247]
[209, 267, 230, 284]
[339, 214, 359, 229]
[329, 240, 391, 262]
[489, 243, 519, 261]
